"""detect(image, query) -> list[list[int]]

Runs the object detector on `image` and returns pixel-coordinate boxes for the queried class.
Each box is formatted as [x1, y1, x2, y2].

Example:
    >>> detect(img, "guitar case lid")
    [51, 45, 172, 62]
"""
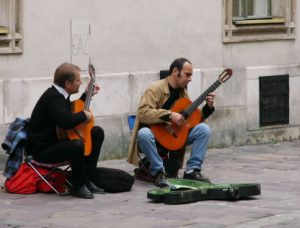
[147, 179, 261, 204]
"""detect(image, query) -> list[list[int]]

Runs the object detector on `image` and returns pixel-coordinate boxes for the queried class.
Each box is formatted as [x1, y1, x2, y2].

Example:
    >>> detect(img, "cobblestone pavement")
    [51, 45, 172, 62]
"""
[0, 140, 299, 228]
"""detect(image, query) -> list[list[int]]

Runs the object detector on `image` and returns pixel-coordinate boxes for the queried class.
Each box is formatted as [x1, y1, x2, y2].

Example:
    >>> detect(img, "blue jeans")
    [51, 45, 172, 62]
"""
[137, 123, 212, 176]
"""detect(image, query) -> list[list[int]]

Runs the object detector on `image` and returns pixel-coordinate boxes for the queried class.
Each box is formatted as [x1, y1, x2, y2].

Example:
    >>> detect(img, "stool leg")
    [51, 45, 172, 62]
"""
[27, 162, 60, 194]
[138, 153, 153, 181]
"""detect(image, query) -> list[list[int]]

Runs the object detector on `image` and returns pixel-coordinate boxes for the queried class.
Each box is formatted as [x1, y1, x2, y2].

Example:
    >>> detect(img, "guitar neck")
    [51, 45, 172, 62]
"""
[84, 77, 95, 110]
[183, 79, 221, 117]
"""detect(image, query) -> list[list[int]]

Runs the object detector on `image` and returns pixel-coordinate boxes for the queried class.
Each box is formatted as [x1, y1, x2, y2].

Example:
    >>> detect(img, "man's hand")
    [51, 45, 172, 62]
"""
[92, 83, 100, 96]
[85, 81, 100, 96]
[170, 112, 185, 126]
[206, 92, 216, 108]
[84, 110, 92, 122]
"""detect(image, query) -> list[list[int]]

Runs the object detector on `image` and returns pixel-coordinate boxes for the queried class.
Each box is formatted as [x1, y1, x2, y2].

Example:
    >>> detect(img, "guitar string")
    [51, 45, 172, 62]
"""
[84, 74, 96, 110]
[187, 80, 221, 114]
[184, 80, 221, 117]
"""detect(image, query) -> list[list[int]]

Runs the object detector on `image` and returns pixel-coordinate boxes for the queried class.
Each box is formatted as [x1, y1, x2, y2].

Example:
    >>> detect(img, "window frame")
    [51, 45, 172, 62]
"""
[0, 0, 22, 54]
[223, 0, 296, 43]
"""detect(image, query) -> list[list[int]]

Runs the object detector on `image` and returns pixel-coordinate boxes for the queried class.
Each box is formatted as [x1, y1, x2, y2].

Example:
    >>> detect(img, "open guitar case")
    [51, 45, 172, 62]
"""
[147, 179, 261, 204]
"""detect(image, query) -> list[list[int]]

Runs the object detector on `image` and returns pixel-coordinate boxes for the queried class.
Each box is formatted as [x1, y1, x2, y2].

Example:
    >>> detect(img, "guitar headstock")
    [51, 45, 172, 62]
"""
[219, 68, 232, 83]
[88, 64, 95, 79]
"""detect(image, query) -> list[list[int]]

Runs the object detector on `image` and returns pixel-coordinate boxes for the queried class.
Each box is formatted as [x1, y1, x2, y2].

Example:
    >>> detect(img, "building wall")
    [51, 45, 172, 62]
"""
[0, 0, 299, 160]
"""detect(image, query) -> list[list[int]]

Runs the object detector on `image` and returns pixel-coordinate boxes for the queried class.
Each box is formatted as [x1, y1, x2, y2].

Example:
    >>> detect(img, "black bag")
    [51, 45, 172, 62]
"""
[89, 167, 134, 193]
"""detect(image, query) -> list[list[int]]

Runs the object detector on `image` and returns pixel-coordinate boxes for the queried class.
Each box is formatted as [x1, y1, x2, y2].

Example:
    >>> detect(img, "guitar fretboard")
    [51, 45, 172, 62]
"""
[84, 76, 96, 110]
[184, 79, 221, 117]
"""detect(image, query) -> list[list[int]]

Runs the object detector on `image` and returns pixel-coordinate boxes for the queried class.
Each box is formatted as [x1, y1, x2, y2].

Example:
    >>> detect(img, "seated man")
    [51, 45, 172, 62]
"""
[27, 62, 105, 199]
[128, 58, 216, 187]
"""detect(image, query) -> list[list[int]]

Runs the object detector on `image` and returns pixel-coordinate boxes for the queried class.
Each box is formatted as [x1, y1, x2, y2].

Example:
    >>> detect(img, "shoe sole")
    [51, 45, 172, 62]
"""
[71, 194, 95, 199]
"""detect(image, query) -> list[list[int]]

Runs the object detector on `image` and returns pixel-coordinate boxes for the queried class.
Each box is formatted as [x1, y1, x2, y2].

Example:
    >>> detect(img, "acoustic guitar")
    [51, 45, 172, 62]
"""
[66, 64, 96, 156]
[150, 69, 232, 151]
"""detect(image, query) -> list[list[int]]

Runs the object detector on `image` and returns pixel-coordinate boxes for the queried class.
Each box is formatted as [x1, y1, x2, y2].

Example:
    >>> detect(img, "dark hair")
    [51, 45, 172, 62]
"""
[169, 58, 192, 75]
[53, 63, 81, 88]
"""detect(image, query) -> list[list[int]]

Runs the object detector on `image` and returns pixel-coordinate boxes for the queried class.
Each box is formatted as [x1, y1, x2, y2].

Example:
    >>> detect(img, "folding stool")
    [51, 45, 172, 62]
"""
[26, 156, 72, 195]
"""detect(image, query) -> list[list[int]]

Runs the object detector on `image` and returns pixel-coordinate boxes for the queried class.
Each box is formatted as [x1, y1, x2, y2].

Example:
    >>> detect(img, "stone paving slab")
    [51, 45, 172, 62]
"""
[0, 140, 299, 228]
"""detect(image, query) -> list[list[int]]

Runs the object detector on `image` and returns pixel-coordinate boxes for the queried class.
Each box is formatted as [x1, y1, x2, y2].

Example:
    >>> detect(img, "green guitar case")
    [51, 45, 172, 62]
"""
[147, 179, 261, 204]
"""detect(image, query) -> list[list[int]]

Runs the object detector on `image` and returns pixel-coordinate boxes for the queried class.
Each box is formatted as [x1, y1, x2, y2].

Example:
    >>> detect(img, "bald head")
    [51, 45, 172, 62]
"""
[54, 63, 80, 88]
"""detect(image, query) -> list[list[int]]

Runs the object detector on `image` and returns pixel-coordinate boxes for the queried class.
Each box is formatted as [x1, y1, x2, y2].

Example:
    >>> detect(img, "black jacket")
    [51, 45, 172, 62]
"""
[27, 86, 86, 154]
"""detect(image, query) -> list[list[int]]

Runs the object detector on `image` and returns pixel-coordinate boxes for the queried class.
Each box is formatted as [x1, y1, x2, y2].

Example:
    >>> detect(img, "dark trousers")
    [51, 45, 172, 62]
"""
[32, 126, 105, 187]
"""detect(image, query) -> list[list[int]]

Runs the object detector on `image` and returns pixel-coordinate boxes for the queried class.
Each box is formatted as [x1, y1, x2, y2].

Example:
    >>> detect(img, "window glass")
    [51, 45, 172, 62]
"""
[0, 0, 9, 28]
[233, 0, 272, 20]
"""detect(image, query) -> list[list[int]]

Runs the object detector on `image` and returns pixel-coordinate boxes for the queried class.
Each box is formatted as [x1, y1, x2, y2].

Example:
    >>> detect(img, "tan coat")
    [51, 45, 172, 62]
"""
[127, 78, 189, 166]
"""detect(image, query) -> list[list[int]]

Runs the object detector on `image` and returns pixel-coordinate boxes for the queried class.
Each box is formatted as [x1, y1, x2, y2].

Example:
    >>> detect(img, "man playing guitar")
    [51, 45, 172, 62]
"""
[27, 63, 105, 198]
[128, 58, 216, 187]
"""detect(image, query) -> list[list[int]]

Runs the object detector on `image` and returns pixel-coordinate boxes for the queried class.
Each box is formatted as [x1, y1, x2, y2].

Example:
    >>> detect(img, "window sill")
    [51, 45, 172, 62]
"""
[0, 33, 22, 41]
[0, 26, 9, 34]
[233, 17, 286, 26]
[0, 47, 22, 54]
[224, 34, 295, 43]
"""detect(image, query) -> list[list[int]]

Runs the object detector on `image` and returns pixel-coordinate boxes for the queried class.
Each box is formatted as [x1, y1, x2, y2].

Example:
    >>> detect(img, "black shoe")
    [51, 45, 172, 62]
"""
[86, 180, 105, 194]
[153, 170, 169, 188]
[71, 185, 94, 199]
[183, 169, 211, 183]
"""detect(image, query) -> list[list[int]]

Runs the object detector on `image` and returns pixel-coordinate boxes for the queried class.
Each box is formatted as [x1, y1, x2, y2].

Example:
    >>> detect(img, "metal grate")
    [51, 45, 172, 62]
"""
[259, 75, 289, 127]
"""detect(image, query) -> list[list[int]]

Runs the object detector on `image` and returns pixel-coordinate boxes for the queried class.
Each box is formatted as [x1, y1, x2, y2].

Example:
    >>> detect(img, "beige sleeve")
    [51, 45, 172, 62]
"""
[137, 88, 170, 125]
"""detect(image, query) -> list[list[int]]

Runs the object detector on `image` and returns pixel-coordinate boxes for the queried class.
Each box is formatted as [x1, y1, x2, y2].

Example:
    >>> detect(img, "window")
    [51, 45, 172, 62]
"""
[0, 0, 22, 54]
[233, 0, 272, 20]
[223, 0, 296, 42]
